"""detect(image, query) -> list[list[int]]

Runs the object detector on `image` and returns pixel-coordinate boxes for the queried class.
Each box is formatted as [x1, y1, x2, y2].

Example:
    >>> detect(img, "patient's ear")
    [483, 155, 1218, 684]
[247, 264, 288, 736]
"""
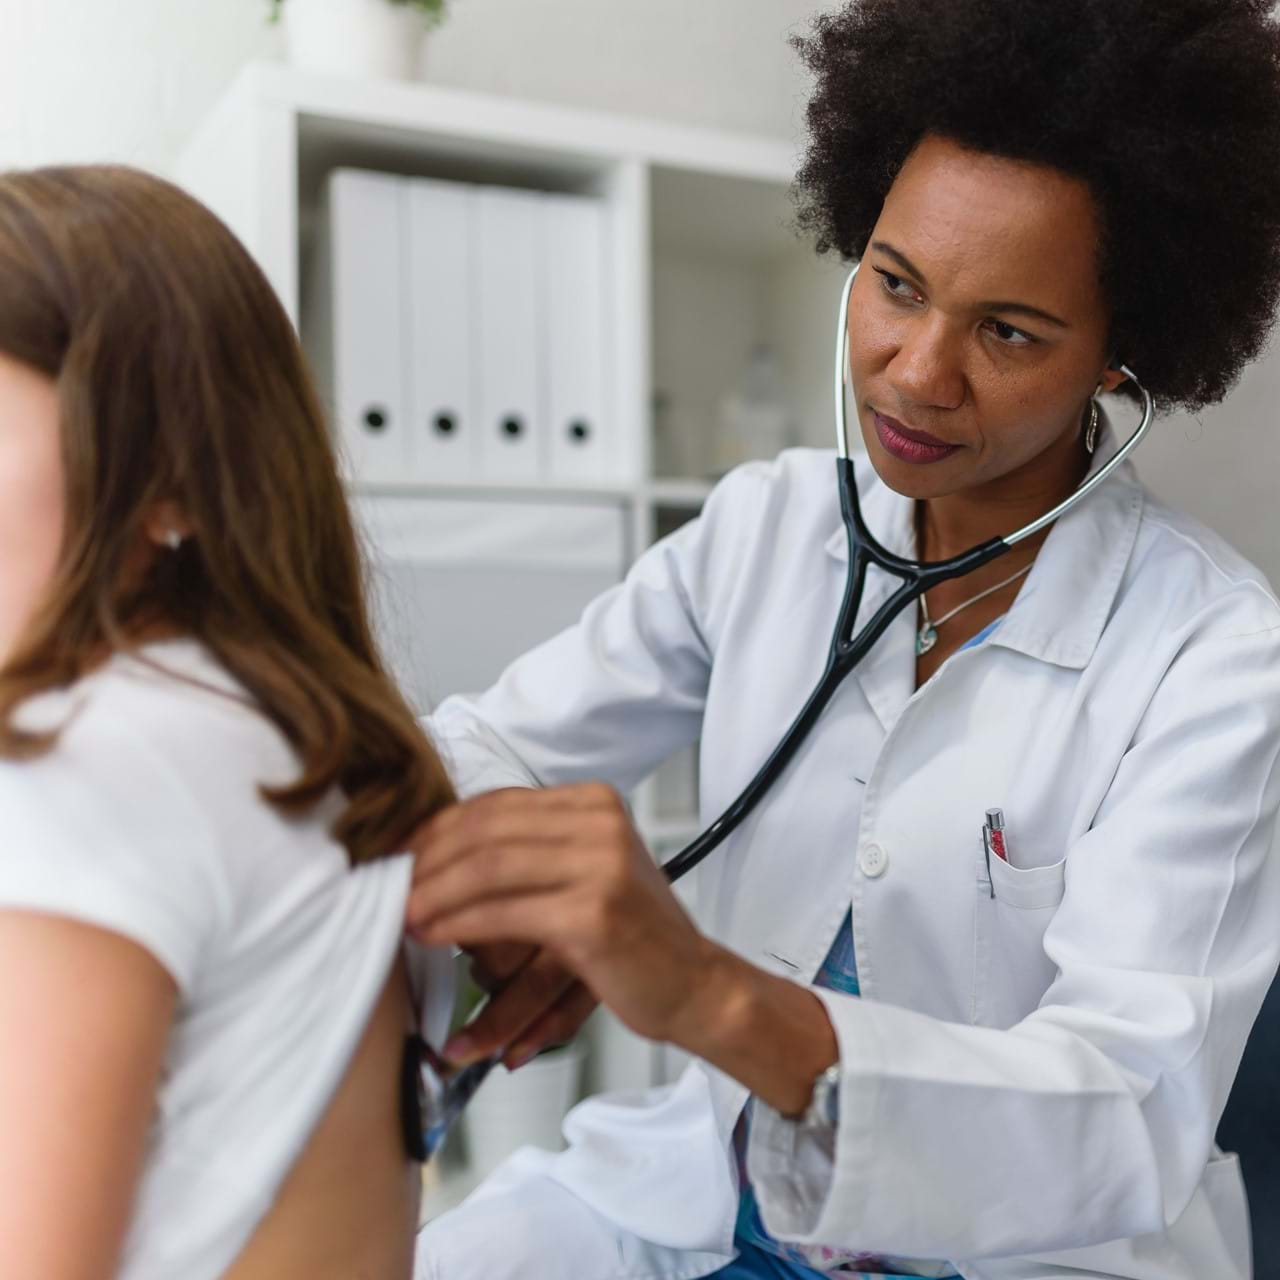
[142, 500, 193, 550]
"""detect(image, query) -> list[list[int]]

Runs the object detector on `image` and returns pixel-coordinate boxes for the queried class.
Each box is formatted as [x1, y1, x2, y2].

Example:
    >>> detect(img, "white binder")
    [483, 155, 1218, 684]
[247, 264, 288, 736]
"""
[406, 178, 477, 483]
[544, 193, 614, 485]
[324, 169, 409, 486]
[475, 187, 545, 482]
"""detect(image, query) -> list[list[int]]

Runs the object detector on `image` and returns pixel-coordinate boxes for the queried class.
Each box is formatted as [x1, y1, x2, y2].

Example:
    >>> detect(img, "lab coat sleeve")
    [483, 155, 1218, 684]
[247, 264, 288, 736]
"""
[422, 465, 763, 799]
[747, 620, 1280, 1261]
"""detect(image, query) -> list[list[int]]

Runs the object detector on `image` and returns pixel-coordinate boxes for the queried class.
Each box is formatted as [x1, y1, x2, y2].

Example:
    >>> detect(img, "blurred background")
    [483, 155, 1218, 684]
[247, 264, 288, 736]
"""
[2, 0, 1275, 1252]
[1, 1, 1274, 586]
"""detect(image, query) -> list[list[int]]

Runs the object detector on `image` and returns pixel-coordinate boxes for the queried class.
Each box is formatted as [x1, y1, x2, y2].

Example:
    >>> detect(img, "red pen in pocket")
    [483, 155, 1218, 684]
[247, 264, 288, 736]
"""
[985, 808, 1009, 862]
[982, 808, 1011, 899]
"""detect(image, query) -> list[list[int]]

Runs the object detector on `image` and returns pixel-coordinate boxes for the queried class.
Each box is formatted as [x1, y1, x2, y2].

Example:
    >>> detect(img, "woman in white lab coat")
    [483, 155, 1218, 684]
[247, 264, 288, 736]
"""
[407, 2, 1280, 1278]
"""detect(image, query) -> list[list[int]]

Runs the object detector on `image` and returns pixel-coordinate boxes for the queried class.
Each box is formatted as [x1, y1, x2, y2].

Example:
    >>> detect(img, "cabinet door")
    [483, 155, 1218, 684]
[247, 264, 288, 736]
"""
[353, 494, 627, 714]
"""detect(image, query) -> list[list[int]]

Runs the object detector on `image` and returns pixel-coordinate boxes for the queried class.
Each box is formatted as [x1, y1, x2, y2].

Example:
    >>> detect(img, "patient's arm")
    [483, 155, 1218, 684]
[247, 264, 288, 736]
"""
[0, 911, 174, 1280]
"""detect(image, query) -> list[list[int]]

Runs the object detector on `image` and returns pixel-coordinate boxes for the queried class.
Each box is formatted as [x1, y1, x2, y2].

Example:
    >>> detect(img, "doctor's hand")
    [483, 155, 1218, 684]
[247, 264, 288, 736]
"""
[449, 938, 598, 1070]
[405, 785, 716, 1054]
[404, 784, 840, 1116]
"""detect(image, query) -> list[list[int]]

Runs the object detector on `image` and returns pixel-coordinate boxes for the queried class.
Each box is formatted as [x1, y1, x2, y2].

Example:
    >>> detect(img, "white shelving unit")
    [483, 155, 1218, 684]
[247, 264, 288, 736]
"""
[177, 60, 848, 837]
[176, 67, 848, 1162]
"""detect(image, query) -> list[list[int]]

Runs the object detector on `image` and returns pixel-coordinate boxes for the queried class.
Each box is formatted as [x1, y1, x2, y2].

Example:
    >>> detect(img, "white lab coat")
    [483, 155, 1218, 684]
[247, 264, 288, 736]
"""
[415, 431, 1280, 1280]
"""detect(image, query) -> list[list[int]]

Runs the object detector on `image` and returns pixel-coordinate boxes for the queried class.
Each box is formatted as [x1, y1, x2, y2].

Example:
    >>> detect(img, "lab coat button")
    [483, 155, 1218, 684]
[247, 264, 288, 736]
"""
[859, 843, 888, 878]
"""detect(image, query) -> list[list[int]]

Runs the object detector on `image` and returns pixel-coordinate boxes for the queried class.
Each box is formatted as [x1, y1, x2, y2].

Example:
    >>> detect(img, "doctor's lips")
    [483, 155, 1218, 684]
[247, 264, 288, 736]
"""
[872, 410, 961, 465]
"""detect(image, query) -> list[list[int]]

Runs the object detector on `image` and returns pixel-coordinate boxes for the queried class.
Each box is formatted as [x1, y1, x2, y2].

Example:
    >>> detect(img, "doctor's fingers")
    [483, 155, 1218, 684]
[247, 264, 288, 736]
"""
[445, 952, 584, 1063]
[464, 940, 538, 992]
[407, 838, 600, 933]
[409, 790, 637, 890]
[501, 980, 599, 1069]
[418, 781, 627, 844]
[414, 886, 597, 957]
[408, 815, 580, 896]
[421, 781, 632, 847]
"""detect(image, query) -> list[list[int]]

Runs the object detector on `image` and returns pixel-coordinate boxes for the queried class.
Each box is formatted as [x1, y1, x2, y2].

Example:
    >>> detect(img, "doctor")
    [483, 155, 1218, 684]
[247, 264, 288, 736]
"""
[408, 2, 1280, 1277]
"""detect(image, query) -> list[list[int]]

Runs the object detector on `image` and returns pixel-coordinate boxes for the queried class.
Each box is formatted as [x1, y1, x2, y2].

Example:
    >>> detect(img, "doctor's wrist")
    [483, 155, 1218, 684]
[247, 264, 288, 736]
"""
[669, 944, 839, 1117]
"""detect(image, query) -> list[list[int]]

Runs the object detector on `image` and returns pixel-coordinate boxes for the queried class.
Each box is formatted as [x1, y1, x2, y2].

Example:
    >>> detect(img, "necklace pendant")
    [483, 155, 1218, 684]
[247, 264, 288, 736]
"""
[916, 624, 938, 656]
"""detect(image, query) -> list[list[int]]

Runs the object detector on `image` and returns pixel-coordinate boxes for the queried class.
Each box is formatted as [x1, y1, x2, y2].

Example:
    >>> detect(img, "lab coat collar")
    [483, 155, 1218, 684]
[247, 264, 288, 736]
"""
[823, 410, 1144, 672]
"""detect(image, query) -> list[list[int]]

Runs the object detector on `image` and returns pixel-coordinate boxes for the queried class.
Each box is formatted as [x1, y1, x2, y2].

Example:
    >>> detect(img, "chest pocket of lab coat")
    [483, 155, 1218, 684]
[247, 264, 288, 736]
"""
[971, 836, 1068, 1028]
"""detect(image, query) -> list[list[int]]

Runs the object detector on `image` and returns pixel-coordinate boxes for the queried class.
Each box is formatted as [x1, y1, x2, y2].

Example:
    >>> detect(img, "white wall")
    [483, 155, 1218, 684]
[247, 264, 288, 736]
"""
[0, 2, 281, 175]
[1137, 347, 1280, 587]
[1, 0, 1274, 584]
[0, 0, 817, 175]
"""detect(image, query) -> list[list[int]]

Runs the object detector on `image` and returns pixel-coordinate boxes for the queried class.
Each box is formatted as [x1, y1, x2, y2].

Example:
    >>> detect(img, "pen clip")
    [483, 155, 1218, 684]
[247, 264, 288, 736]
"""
[982, 825, 995, 899]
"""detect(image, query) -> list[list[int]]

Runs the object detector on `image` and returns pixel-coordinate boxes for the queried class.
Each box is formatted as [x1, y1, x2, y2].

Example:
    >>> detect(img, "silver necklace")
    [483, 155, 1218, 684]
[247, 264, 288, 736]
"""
[916, 562, 1033, 656]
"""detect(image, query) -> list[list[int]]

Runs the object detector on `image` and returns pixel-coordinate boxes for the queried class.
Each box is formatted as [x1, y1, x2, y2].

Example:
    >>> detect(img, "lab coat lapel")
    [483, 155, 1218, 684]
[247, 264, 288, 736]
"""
[990, 415, 1144, 670]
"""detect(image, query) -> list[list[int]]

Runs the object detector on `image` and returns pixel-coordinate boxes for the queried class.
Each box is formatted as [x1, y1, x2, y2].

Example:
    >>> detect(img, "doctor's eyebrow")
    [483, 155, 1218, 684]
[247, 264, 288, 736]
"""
[870, 240, 1072, 330]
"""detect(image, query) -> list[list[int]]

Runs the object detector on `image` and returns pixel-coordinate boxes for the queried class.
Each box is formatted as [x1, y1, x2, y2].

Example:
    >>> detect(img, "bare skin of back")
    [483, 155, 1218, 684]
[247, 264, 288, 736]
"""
[223, 949, 422, 1280]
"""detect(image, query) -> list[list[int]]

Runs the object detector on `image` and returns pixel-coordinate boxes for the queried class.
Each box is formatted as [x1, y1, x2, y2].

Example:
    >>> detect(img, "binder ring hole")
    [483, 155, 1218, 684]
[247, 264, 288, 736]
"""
[434, 413, 457, 437]
[363, 407, 389, 433]
[568, 420, 591, 444]
[501, 416, 524, 439]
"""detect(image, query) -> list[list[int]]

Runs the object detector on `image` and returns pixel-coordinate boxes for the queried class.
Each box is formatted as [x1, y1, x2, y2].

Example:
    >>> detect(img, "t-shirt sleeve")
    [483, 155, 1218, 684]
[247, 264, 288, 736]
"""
[0, 703, 227, 994]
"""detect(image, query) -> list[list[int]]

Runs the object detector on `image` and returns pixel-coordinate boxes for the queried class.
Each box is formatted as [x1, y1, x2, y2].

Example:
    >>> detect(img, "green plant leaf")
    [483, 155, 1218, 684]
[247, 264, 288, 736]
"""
[269, 0, 448, 27]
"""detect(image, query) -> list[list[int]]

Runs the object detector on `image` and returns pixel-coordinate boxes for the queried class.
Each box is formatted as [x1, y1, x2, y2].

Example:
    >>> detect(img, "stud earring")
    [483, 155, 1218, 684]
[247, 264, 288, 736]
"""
[165, 529, 184, 551]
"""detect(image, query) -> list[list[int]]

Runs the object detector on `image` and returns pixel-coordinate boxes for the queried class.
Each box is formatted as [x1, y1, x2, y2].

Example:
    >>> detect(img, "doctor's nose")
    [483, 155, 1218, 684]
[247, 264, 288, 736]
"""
[884, 315, 967, 412]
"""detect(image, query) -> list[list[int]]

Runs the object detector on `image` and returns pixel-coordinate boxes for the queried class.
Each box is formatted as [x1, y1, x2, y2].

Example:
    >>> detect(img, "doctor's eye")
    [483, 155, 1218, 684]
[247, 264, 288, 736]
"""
[984, 318, 1038, 348]
[873, 266, 923, 304]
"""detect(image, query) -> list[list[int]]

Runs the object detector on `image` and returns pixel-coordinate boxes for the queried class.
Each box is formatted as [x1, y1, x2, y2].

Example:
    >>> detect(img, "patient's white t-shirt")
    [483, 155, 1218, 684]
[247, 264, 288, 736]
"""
[0, 638, 453, 1279]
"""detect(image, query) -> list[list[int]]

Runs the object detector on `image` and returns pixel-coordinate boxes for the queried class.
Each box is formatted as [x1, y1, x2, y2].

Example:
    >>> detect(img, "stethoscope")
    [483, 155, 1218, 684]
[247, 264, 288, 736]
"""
[412, 261, 1156, 1159]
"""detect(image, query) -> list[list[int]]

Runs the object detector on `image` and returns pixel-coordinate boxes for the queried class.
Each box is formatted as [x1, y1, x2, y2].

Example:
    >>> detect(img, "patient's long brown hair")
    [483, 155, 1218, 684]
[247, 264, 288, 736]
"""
[0, 164, 455, 864]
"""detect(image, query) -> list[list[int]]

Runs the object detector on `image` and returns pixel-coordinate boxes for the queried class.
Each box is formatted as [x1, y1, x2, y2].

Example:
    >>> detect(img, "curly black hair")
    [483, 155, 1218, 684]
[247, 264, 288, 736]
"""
[791, 0, 1280, 412]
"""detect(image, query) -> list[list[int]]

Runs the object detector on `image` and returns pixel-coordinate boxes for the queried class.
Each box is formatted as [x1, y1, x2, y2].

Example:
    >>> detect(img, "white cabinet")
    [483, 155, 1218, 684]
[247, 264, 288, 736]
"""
[354, 494, 627, 714]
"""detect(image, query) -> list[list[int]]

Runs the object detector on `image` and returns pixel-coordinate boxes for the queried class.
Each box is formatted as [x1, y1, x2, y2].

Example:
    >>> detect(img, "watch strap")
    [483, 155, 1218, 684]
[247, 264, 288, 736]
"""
[801, 1061, 841, 1133]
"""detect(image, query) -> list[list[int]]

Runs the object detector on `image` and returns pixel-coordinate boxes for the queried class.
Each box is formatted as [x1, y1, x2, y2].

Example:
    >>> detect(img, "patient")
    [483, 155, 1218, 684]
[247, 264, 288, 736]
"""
[0, 165, 455, 1279]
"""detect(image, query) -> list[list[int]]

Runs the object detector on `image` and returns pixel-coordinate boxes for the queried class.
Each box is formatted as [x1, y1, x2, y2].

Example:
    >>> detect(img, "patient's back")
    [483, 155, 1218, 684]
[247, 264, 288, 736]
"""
[0, 638, 437, 1279]
[225, 952, 421, 1279]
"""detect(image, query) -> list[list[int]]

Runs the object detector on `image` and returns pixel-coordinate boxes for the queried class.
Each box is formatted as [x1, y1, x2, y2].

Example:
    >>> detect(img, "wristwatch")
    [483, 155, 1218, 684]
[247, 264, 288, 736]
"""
[800, 1061, 842, 1134]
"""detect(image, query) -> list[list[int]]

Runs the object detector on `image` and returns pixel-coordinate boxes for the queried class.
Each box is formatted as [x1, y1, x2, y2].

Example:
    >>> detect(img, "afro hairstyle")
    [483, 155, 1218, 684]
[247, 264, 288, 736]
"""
[791, 0, 1280, 411]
